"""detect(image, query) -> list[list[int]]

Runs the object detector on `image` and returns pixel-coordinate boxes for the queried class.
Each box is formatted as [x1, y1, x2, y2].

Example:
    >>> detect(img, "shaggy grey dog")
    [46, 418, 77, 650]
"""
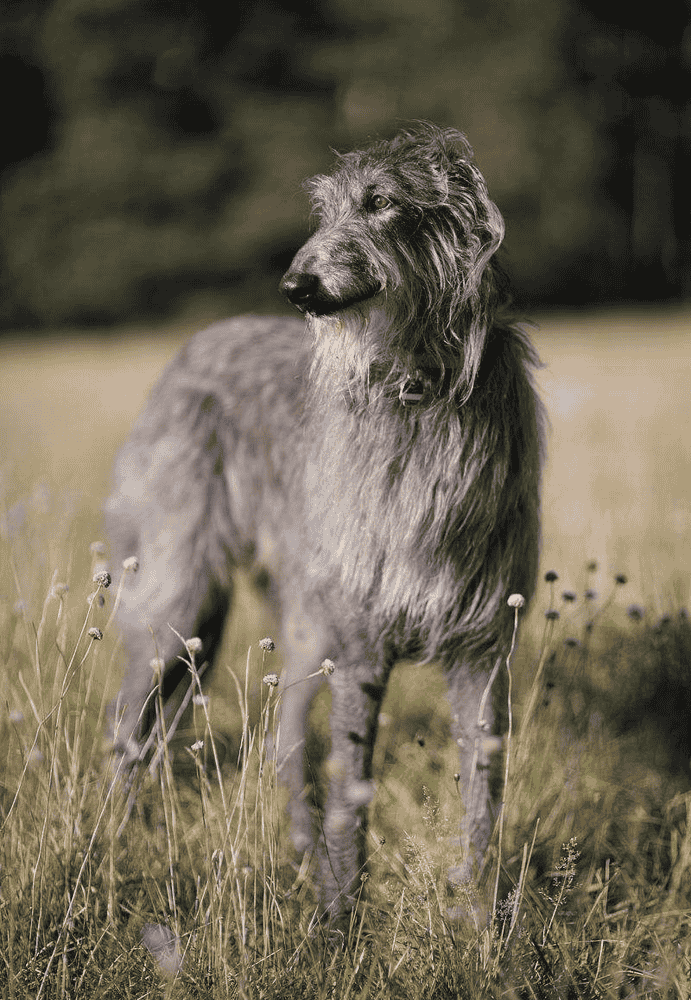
[107, 123, 544, 920]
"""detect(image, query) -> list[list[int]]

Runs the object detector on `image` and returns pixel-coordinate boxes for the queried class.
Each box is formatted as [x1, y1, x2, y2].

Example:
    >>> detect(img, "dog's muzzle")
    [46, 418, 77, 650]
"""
[279, 270, 381, 316]
[279, 272, 321, 312]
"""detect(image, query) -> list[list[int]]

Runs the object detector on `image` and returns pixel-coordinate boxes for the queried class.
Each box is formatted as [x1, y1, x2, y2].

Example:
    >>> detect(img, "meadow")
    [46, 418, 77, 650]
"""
[0, 306, 690, 997]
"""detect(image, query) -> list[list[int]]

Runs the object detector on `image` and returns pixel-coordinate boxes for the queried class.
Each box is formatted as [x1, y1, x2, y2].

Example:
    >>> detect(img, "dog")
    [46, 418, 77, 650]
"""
[106, 123, 544, 921]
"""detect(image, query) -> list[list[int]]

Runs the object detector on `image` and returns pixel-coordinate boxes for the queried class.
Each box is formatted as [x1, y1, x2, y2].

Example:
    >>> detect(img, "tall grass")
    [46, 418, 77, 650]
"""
[2, 487, 691, 998]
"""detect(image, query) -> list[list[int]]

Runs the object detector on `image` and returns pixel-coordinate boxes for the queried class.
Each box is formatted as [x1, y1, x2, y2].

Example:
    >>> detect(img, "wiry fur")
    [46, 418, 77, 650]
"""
[107, 124, 545, 921]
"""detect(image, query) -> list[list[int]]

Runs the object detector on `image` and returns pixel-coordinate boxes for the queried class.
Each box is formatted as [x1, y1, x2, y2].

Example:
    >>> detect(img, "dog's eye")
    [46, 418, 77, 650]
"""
[368, 194, 392, 212]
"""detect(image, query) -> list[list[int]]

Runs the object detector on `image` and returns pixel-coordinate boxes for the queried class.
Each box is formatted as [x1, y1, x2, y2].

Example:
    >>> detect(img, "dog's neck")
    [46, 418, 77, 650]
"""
[306, 310, 461, 410]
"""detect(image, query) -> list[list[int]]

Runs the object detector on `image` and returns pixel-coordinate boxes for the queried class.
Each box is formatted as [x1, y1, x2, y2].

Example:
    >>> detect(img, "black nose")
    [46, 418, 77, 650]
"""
[279, 271, 320, 310]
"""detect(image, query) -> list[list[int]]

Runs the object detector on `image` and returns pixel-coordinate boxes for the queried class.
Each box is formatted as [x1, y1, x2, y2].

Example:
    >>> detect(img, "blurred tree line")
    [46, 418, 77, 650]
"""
[0, 0, 689, 329]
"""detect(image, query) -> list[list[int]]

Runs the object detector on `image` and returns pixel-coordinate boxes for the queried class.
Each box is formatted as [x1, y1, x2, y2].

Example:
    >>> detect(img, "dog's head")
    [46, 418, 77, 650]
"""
[280, 123, 508, 403]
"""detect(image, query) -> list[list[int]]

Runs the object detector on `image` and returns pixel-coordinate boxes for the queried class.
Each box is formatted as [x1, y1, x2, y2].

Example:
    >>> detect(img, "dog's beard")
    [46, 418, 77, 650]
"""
[306, 297, 434, 411]
[307, 304, 392, 407]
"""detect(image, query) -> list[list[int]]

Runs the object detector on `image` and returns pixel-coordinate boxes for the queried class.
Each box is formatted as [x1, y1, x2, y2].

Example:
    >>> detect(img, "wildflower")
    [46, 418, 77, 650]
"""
[544, 570, 559, 583]
[561, 590, 576, 603]
[89, 541, 106, 556]
[319, 657, 335, 675]
[193, 693, 209, 707]
[586, 560, 598, 573]
[584, 589, 597, 601]
[51, 582, 69, 599]
[545, 610, 560, 621]
[259, 637, 276, 652]
[554, 837, 580, 887]
[564, 637, 580, 648]
[186, 637, 203, 655]
[88, 627, 103, 640]
[627, 604, 644, 621]
[507, 593, 525, 608]
[150, 657, 165, 679]
[263, 672, 279, 688]
[615, 573, 627, 586]
[92, 570, 111, 589]
[190, 739, 204, 752]
[453, 772, 461, 783]
[497, 887, 519, 923]
[122, 556, 139, 572]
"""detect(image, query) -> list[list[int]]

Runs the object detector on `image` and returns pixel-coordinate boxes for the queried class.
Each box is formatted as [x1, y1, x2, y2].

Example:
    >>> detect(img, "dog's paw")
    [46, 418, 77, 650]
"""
[446, 864, 489, 930]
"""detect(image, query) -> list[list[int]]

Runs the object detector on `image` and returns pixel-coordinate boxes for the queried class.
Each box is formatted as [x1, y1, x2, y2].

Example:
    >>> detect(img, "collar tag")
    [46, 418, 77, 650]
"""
[399, 379, 425, 405]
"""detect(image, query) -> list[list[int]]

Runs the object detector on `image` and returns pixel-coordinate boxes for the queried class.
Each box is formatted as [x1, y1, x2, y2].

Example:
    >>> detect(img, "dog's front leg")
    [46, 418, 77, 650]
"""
[275, 599, 329, 854]
[275, 666, 323, 855]
[444, 656, 503, 892]
[318, 653, 388, 921]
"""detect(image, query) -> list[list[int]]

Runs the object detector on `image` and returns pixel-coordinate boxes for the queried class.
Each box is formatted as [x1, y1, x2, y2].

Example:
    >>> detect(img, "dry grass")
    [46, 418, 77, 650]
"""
[1, 306, 690, 997]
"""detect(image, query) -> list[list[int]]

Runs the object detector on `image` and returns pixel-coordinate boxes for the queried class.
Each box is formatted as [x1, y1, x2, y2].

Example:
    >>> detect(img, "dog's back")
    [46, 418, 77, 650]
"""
[108, 316, 307, 581]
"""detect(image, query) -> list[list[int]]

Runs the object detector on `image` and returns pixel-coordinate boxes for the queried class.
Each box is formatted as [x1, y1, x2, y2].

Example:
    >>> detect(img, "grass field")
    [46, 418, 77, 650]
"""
[0, 306, 690, 997]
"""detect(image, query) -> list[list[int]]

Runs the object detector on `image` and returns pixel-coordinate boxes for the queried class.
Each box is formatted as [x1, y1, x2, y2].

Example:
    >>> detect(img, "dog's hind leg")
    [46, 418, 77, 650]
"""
[111, 578, 231, 764]
[106, 405, 233, 766]
[108, 537, 231, 766]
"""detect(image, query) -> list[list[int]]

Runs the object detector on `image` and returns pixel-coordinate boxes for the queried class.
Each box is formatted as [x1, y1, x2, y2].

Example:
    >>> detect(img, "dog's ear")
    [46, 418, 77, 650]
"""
[454, 241, 504, 402]
[440, 159, 506, 404]
[426, 126, 475, 174]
